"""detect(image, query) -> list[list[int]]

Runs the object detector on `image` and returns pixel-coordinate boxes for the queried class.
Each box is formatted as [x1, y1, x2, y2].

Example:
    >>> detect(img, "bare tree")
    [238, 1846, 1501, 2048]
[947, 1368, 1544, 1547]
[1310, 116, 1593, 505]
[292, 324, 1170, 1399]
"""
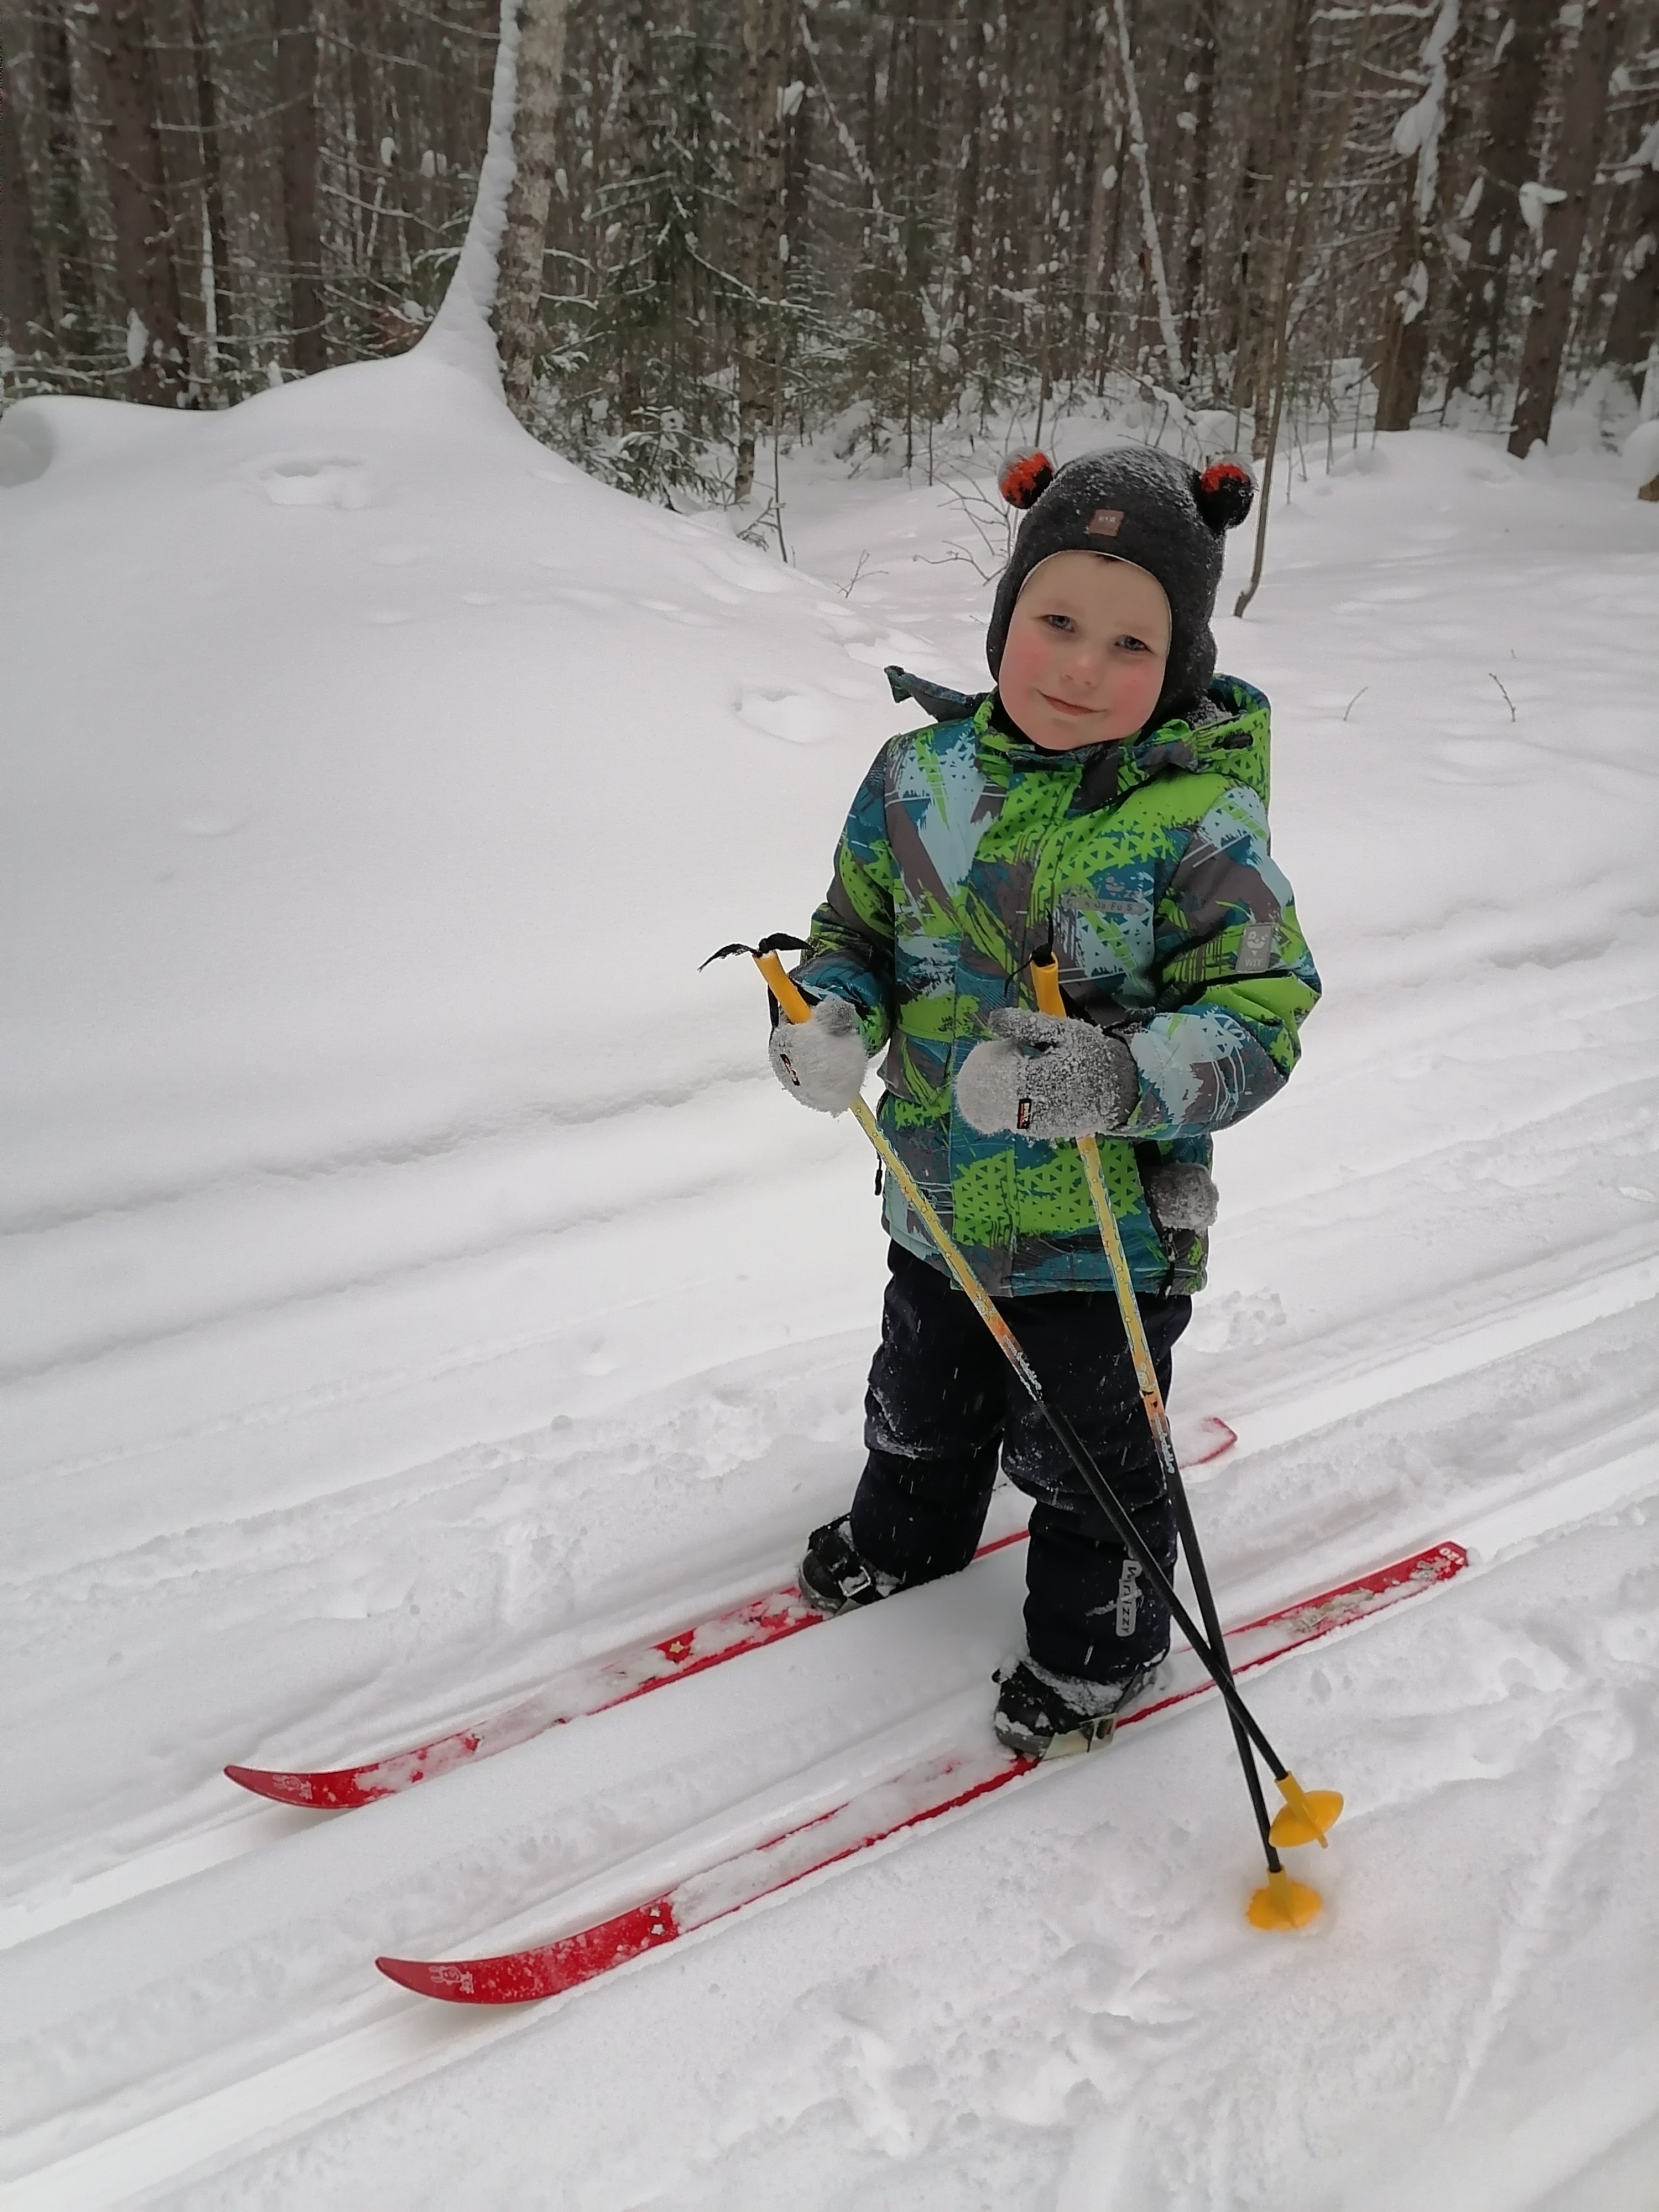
[1376, 0, 1468, 431]
[81, 0, 190, 403]
[1180, 0, 1219, 381]
[1600, 126, 1659, 398]
[1508, 0, 1619, 456]
[1238, 0, 1312, 444]
[734, 0, 786, 502]
[1445, 0, 1556, 404]
[0, 28, 49, 354]
[1112, 0, 1181, 387]
[274, 0, 325, 374]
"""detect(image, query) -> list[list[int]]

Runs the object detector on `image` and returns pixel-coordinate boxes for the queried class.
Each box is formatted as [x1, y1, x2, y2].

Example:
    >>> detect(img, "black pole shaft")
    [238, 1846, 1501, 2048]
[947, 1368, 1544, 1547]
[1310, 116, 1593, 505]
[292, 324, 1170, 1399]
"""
[1162, 1462, 1284, 1872]
[1027, 1393, 1293, 1785]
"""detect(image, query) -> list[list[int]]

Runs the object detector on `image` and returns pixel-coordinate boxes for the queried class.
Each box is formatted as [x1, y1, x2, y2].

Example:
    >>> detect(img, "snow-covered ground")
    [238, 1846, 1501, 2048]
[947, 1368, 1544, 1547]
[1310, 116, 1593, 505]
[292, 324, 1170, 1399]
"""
[2, 320, 1657, 2210]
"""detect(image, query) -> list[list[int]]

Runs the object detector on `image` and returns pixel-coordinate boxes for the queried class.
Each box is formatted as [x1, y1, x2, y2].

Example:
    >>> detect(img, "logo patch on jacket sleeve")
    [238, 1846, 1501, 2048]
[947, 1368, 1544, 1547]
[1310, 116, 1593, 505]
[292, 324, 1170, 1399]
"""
[1236, 921, 1277, 974]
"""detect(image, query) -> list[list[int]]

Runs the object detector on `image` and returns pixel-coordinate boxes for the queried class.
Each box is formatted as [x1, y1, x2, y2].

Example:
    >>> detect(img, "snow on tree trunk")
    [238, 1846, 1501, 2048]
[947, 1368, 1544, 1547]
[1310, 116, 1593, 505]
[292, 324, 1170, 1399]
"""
[1508, 0, 1619, 458]
[492, 0, 568, 425]
[1445, 0, 1554, 406]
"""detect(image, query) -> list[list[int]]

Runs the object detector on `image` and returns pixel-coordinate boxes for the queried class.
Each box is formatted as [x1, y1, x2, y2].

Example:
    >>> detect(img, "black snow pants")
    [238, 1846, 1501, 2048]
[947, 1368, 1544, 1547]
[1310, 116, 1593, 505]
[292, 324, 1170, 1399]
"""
[848, 1242, 1190, 1684]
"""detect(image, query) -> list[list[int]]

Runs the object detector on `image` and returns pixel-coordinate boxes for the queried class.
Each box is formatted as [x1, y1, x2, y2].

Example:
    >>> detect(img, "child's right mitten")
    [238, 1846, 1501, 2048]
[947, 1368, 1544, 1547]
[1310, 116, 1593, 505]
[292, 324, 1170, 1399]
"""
[768, 994, 870, 1114]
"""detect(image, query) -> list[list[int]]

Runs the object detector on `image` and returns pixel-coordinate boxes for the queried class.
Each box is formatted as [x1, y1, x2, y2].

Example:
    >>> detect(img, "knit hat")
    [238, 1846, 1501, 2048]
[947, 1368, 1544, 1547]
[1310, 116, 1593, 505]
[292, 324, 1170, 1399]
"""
[987, 447, 1255, 731]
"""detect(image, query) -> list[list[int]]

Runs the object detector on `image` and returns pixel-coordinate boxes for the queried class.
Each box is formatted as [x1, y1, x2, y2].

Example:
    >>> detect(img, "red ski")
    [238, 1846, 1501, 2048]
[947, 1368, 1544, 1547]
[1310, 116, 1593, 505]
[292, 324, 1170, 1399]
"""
[377, 1537, 1465, 2005]
[227, 1416, 1239, 1811]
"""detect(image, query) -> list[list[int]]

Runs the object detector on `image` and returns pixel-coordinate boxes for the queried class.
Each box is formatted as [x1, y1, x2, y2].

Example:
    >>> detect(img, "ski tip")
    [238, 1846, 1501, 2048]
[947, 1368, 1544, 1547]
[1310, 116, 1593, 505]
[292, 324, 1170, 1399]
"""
[223, 1763, 372, 1809]
[224, 1764, 315, 1807]
[375, 1954, 490, 2003]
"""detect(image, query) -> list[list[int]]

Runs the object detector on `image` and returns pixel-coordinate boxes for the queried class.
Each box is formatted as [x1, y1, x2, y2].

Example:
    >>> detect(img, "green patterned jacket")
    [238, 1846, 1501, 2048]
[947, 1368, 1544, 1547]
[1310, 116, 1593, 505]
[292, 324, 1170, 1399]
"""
[792, 676, 1320, 1297]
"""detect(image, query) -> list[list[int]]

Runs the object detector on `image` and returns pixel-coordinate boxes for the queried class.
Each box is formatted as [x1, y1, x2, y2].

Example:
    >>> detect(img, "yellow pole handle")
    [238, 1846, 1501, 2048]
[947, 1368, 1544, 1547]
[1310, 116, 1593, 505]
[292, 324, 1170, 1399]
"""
[756, 948, 815, 1027]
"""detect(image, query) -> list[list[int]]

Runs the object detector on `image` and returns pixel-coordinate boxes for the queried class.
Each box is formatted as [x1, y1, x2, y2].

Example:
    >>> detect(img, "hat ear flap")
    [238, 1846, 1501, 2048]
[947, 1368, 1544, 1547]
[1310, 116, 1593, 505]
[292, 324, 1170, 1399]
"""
[1195, 460, 1254, 531]
[998, 450, 1055, 509]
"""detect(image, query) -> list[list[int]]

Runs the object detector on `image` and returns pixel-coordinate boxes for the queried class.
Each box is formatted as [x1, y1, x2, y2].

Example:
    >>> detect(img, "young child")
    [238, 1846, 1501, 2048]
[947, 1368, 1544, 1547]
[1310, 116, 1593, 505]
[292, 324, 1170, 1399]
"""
[767, 446, 1321, 1759]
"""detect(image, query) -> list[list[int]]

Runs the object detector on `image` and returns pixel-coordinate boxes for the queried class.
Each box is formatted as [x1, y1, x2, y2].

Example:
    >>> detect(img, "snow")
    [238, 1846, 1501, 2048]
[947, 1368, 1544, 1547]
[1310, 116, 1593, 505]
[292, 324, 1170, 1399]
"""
[2, 337, 1657, 2210]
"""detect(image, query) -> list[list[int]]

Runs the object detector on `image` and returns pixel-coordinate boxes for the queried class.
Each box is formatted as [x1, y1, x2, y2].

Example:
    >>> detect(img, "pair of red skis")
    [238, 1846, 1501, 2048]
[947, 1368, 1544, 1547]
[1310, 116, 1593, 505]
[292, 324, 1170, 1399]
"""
[225, 1463, 1467, 2007]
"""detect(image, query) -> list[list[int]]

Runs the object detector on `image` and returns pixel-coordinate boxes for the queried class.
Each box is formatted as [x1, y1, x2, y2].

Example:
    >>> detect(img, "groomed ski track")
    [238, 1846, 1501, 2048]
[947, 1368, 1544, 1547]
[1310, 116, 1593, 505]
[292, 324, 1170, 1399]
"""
[3, 1246, 1652, 1956]
[2, 1269, 1655, 2211]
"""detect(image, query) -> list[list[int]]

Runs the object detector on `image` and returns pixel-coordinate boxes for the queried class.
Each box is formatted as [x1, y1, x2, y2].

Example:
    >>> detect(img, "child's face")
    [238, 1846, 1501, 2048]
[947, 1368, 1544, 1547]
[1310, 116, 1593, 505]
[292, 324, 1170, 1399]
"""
[997, 552, 1172, 750]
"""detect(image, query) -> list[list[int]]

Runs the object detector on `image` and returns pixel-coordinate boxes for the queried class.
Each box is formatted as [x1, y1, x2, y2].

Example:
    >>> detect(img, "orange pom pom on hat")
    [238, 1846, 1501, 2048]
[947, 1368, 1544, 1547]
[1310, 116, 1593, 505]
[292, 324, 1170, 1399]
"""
[988, 447, 1255, 729]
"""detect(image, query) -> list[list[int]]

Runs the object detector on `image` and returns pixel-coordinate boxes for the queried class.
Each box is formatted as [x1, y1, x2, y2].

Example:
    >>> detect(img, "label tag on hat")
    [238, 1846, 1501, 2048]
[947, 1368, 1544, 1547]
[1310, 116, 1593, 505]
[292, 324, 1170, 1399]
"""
[1087, 508, 1124, 536]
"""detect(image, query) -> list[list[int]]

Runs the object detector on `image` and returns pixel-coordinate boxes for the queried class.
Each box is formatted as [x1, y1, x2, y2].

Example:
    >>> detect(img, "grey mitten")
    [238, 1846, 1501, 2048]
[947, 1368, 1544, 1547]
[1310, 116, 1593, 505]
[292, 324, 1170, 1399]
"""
[956, 1008, 1138, 1139]
[768, 994, 870, 1113]
[1142, 1160, 1218, 1230]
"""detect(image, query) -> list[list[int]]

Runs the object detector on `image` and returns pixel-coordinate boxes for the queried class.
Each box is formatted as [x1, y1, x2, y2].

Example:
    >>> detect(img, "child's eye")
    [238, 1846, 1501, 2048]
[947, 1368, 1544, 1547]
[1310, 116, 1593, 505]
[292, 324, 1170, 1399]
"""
[1117, 635, 1150, 653]
[1042, 613, 1074, 633]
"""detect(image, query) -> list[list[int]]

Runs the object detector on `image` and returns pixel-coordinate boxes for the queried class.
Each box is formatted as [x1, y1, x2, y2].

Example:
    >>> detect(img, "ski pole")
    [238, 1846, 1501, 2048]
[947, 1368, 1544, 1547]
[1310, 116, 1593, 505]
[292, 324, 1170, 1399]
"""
[1030, 954, 1340, 1926]
[717, 938, 1331, 1922]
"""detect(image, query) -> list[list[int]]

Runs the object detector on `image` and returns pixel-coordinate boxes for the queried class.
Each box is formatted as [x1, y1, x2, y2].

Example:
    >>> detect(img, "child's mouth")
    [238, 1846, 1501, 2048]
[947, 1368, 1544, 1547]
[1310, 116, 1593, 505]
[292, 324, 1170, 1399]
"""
[1039, 692, 1097, 717]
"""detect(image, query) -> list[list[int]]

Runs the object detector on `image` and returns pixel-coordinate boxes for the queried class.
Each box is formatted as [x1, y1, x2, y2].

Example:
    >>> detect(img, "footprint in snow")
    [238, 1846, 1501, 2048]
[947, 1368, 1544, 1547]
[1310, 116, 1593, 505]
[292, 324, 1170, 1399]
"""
[255, 455, 371, 509]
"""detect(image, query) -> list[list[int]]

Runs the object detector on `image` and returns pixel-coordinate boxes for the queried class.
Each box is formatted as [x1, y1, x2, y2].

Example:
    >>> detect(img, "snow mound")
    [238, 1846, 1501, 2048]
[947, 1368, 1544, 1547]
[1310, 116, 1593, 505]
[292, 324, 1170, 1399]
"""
[1, 350, 891, 1244]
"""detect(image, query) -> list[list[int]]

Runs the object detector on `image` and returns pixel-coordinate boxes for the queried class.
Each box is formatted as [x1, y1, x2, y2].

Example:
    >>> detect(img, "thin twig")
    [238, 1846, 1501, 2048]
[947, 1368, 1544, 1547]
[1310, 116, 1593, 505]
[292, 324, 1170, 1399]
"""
[1489, 674, 1517, 722]
[1342, 686, 1368, 721]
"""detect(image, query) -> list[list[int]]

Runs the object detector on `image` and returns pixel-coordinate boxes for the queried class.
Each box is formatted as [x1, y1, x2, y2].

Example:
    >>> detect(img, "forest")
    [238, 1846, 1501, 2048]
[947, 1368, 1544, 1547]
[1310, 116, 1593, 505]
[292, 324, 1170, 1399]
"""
[2, 0, 1657, 505]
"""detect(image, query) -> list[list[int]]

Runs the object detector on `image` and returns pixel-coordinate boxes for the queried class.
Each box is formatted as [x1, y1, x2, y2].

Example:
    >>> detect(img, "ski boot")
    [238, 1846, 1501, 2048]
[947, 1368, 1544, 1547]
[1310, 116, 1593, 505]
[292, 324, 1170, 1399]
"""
[797, 1516, 907, 1616]
[992, 1657, 1156, 1760]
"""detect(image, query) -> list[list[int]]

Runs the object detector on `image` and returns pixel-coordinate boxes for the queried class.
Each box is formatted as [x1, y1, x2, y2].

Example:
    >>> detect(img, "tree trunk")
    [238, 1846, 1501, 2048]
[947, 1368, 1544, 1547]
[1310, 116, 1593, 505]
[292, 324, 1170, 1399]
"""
[273, 0, 325, 374]
[81, 0, 190, 404]
[1508, 0, 1618, 457]
[188, 0, 233, 367]
[733, 0, 785, 504]
[1243, 0, 1313, 448]
[35, 1, 97, 353]
[1180, 0, 1219, 381]
[494, 0, 569, 424]
[344, 0, 380, 285]
[950, 0, 985, 355]
[1112, 0, 1181, 387]
[1376, 0, 1468, 432]
[1079, 27, 1122, 379]
[1446, 0, 1554, 403]
[782, 12, 812, 288]
[0, 31, 49, 356]
[1600, 147, 1659, 393]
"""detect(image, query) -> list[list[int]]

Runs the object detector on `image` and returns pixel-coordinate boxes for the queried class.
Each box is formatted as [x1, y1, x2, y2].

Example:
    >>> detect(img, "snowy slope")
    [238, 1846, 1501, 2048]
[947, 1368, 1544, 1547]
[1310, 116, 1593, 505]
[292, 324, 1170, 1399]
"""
[2, 335, 1657, 2211]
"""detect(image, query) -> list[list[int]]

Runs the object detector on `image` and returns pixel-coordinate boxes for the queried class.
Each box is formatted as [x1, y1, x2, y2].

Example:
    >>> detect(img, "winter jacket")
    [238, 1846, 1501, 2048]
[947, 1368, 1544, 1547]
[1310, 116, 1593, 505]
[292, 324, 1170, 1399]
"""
[791, 675, 1320, 1297]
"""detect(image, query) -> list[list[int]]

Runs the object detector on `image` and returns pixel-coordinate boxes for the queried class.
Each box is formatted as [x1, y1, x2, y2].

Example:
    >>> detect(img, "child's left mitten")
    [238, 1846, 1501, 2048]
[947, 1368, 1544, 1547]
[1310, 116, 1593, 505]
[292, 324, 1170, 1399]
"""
[956, 1009, 1137, 1139]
